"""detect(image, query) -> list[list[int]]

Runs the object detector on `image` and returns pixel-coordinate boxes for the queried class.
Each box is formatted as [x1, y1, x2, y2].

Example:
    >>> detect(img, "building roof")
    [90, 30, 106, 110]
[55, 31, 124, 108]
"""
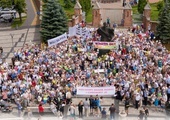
[144, 3, 151, 10]
[93, 2, 101, 9]
[74, 1, 82, 9]
[124, 2, 132, 9]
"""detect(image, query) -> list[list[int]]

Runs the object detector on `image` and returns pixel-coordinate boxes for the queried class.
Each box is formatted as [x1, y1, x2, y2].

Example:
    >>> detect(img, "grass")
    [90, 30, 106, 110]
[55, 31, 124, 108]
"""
[150, 2, 160, 21]
[11, 16, 26, 28]
[132, 2, 160, 21]
[86, 8, 92, 23]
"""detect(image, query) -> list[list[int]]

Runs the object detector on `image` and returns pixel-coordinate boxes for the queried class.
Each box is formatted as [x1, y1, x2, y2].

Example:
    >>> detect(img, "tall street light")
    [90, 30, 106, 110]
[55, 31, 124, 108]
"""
[10, 34, 14, 48]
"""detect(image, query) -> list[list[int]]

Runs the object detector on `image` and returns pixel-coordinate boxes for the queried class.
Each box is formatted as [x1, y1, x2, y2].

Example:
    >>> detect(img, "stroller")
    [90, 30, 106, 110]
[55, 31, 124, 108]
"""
[0, 99, 13, 112]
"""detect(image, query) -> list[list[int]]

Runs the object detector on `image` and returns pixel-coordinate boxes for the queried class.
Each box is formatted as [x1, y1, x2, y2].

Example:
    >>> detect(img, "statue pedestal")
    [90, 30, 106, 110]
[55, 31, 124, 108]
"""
[98, 49, 110, 57]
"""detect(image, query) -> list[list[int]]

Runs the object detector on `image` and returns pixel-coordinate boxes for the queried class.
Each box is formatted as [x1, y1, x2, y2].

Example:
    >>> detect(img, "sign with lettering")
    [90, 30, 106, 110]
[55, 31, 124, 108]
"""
[93, 41, 117, 50]
[77, 87, 115, 96]
[48, 33, 67, 47]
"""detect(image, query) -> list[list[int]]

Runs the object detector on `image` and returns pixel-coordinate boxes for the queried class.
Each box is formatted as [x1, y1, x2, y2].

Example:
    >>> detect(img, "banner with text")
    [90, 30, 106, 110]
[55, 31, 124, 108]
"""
[93, 41, 117, 50]
[77, 87, 115, 96]
[48, 33, 67, 47]
[69, 25, 94, 38]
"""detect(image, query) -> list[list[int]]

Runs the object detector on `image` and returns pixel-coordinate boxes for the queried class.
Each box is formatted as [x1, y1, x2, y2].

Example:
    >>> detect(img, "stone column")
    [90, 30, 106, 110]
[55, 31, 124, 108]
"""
[123, 3, 132, 27]
[92, 2, 101, 27]
[74, 1, 83, 23]
[143, 3, 151, 31]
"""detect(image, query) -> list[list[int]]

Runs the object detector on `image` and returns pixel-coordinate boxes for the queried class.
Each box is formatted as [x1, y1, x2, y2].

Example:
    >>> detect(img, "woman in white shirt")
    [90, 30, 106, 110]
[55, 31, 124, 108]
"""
[69, 104, 76, 118]
[50, 102, 57, 115]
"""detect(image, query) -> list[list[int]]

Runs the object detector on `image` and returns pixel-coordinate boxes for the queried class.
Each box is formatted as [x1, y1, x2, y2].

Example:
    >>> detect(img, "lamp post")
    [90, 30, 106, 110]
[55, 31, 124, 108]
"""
[10, 34, 14, 47]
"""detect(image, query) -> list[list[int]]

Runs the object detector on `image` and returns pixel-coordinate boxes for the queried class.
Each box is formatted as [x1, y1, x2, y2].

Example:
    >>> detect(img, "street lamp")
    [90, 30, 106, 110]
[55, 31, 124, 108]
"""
[10, 34, 14, 47]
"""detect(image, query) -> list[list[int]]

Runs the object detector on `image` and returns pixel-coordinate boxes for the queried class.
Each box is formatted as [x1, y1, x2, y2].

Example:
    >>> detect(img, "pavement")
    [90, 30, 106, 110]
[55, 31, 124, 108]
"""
[0, 27, 41, 63]
[0, 97, 167, 120]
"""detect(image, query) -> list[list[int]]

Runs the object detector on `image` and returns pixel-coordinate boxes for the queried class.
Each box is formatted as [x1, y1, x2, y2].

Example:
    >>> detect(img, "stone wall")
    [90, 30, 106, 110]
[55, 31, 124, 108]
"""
[150, 21, 159, 32]
[100, 9, 123, 25]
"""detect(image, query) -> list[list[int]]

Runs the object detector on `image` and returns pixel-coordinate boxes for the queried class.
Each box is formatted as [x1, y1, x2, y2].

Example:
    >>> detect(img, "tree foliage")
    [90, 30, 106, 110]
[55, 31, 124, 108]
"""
[0, 0, 12, 8]
[157, 1, 164, 11]
[64, 0, 72, 8]
[156, 2, 170, 42]
[40, 0, 68, 43]
[79, 0, 91, 16]
[137, 0, 147, 14]
[14, 0, 26, 22]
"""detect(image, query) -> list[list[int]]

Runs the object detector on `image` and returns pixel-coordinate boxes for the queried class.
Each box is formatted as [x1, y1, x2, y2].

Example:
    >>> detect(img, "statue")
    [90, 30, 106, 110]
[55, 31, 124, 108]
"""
[97, 22, 114, 42]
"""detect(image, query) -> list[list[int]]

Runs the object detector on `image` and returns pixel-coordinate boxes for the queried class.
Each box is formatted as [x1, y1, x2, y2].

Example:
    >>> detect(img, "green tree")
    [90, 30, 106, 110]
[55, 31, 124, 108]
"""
[0, 0, 12, 8]
[157, 1, 164, 11]
[137, 0, 147, 14]
[40, 0, 68, 43]
[79, 0, 91, 16]
[14, 0, 26, 22]
[64, 0, 72, 8]
[156, 2, 170, 42]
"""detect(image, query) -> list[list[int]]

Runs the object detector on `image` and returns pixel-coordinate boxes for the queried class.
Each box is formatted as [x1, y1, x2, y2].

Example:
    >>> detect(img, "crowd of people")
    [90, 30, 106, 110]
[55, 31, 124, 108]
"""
[0, 23, 170, 120]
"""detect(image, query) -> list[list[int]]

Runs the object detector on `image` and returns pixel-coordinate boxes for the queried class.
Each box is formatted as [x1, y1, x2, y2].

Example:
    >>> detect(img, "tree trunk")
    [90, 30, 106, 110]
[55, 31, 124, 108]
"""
[19, 12, 22, 22]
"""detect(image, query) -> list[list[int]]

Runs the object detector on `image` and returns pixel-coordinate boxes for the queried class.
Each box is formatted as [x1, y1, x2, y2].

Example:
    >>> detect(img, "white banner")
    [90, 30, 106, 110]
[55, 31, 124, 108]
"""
[68, 25, 92, 38]
[48, 33, 67, 47]
[69, 26, 77, 37]
[77, 87, 115, 96]
[94, 69, 105, 73]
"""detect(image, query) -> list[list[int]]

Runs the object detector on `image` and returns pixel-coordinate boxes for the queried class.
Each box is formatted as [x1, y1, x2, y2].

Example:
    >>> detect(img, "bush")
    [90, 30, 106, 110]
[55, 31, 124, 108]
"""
[157, 1, 164, 11]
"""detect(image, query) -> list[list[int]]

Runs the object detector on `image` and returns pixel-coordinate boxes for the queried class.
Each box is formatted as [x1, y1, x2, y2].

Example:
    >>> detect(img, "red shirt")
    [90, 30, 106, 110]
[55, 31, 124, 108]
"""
[32, 81, 36, 87]
[39, 105, 44, 113]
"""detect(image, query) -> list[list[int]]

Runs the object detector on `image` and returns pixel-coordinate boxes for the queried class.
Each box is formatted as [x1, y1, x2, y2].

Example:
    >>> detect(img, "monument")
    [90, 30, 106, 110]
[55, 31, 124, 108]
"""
[96, 22, 115, 56]
[97, 22, 114, 42]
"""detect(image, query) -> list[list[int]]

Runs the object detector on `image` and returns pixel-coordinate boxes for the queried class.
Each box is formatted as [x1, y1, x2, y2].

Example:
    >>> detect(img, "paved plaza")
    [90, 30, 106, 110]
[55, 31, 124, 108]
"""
[0, 27, 41, 63]
[0, 97, 167, 120]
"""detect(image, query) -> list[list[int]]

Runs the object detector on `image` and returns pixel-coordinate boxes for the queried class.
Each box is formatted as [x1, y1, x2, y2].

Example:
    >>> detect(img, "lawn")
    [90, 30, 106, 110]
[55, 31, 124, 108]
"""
[11, 16, 26, 28]
[132, 2, 160, 21]
[86, 8, 92, 23]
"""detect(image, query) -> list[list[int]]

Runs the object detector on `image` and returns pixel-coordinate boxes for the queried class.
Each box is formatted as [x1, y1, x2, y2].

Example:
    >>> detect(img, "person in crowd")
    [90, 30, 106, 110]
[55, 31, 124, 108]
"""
[106, 17, 110, 27]
[138, 110, 145, 120]
[89, 95, 94, 114]
[38, 104, 44, 116]
[50, 102, 57, 115]
[143, 107, 149, 120]
[66, 90, 72, 105]
[60, 101, 66, 117]
[78, 100, 84, 118]
[135, 93, 141, 109]
[109, 104, 116, 120]
[16, 99, 22, 117]
[83, 98, 89, 117]
[154, 96, 159, 112]
[27, 108, 33, 120]
[124, 97, 130, 115]
[69, 103, 76, 119]
[101, 108, 107, 119]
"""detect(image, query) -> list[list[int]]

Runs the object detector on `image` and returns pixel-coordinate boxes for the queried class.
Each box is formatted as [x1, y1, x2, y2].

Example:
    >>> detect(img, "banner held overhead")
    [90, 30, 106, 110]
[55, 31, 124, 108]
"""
[48, 33, 67, 47]
[77, 87, 115, 96]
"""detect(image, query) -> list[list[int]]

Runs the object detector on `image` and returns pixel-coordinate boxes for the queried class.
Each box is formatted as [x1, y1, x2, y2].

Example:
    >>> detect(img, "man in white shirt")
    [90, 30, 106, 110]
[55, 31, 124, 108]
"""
[135, 93, 141, 109]
[66, 90, 72, 104]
